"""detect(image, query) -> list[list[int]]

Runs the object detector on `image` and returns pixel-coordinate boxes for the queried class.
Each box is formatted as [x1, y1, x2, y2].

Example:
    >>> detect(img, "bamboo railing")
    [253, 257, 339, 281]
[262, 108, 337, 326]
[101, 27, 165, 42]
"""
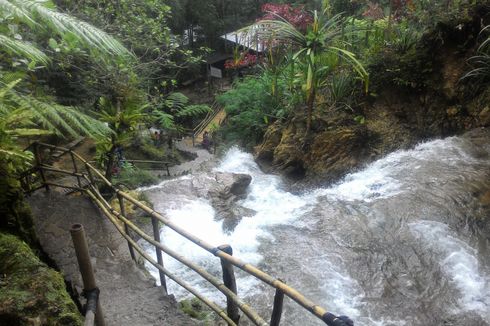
[21, 142, 352, 326]
[191, 101, 223, 146]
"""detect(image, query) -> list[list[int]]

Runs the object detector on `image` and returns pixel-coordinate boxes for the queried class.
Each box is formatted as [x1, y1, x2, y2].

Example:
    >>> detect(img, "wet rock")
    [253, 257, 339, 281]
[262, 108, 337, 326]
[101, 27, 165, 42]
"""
[208, 172, 254, 231]
[144, 171, 254, 232]
[478, 106, 490, 126]
[208, 172, 251, 199]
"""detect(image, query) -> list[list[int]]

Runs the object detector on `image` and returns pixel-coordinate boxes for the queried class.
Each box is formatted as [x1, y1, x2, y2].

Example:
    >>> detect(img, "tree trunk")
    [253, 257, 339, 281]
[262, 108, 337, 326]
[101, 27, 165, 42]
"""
[305, 87, 316, 138]
[104, 141, 115, 182]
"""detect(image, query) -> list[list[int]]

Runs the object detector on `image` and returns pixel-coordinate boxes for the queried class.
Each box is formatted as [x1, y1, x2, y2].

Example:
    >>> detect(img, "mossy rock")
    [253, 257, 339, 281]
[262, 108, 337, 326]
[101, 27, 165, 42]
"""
[179, 297, 214, 324]
[0, 232, 82, 326]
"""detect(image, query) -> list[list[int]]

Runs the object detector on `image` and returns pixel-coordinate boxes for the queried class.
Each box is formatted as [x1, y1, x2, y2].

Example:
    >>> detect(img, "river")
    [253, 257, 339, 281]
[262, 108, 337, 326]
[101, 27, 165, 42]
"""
[141, 129, 490, 325]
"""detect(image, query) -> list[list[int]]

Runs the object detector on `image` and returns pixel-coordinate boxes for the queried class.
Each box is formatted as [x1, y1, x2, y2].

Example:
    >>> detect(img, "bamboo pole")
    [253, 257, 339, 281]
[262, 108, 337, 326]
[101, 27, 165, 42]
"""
[70, 151, 83, 188]
[218, 244, 240, 325]
[33, 143, 49, 191]
[70, 224, 105, 326]
[85, 191, 237, 326]
[44, 182, 85, 192]
[151, 216, 168, 293]
[85, 163, 96, 185]
[40, 165, 85, 177]
[270, 281, 285, 326]
[86, 188, 267, 326]
[117, 193, 136, 261]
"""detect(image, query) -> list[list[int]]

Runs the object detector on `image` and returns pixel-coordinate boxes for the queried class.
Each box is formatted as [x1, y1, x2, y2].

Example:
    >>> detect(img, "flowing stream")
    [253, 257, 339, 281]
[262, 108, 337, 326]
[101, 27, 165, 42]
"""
[141, 129, 490, 325]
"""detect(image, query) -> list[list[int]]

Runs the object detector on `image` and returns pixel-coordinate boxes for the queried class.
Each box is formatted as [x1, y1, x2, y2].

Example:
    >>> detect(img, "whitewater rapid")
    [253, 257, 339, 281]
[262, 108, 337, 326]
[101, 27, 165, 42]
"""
[141, 131, 490, 325]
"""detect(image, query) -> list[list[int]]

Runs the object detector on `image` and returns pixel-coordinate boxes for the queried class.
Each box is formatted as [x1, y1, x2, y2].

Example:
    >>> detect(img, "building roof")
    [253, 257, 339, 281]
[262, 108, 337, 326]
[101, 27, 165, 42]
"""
[220, 23, 268, 52]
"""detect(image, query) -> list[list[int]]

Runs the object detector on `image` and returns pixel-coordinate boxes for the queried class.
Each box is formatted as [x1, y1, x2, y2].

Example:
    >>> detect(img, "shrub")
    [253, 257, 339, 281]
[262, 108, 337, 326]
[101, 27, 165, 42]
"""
[113, 163, 158, 188]
[218, 75, 288, 148]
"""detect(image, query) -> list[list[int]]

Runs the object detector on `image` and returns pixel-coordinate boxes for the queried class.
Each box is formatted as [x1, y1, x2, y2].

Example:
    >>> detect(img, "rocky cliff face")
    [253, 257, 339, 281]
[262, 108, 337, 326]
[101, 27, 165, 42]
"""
[255, 9, 490, 186]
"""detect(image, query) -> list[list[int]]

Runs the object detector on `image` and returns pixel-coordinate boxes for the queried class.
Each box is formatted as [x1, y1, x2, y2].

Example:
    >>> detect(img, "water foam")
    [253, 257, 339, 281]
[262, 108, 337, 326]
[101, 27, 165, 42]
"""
[409, 220, 490, 319]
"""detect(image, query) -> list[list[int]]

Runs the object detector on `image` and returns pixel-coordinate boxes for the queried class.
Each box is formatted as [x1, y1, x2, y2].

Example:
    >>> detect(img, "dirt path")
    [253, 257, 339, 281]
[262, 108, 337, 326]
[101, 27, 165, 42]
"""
[27, 191, 198, 326]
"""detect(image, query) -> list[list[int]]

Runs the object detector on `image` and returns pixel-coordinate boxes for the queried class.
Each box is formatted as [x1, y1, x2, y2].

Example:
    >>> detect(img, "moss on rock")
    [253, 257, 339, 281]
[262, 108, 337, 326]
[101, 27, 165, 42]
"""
[179, 297, 214, 323]
[0, 232, 82, 326]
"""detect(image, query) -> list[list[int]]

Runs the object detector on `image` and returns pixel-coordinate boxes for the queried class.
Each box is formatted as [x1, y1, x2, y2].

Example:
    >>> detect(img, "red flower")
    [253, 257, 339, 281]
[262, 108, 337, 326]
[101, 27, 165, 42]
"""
[224, 53, 259, 70]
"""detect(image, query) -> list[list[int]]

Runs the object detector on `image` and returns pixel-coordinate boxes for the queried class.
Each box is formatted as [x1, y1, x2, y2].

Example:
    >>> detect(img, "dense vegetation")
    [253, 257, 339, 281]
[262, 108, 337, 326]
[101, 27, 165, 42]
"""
[217, 0, 488, 149]
[1, 0, 489, 323]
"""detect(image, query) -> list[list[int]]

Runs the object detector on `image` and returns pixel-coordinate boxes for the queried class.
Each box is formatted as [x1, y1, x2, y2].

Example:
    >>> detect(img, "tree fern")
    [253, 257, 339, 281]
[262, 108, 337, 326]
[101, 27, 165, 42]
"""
[153, 111, 178, 131]
[175, 104, 211, 118]
[164, 92, 189, 111]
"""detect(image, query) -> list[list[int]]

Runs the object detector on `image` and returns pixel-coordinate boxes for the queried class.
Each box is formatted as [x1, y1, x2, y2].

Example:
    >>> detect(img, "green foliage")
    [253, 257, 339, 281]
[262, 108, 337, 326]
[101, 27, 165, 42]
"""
[140, 141, 167, 161]
[327, 73, 354, 107]
[179, 297, 213, 322]
[0, 0, 132, 60]
[113, 163, 158, 188]
[0, 73, 109, 171]
[152, 92, 211, 133]
[218, 74, 287, 147]
[463, 25, 490, 87]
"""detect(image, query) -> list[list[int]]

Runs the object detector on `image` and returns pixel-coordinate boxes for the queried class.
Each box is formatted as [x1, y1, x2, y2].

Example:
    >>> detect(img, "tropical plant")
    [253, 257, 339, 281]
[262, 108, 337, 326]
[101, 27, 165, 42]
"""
[462, 25, 490, 86]
[247, 6, 368, 135]
[0, 0, 133, 173]
[0, 0, 132, 60]
[152, 92, 211, 133]
[217, 74, 290, 148]
[94, 95, 147, 180]
[0, 73, 109, 172]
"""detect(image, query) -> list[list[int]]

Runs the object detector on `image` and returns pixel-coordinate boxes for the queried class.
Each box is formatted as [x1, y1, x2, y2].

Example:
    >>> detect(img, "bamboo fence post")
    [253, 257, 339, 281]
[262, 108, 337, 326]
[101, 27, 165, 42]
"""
[218, 244, 240, 325]
[117, 194, 136, 261]
[151, 216, 168, 293]
[33, 143, 49, 191]
[270, 279, 285, 326]
[70, 224, 105, 326]
[85, 163, 96, 186]
[70, 151, 82, 188]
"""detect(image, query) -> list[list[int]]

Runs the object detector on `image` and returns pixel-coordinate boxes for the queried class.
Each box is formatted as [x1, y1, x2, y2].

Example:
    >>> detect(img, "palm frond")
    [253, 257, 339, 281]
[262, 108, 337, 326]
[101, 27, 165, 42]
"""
[0, 34, 49, 64]
[329, 46, 369, 91]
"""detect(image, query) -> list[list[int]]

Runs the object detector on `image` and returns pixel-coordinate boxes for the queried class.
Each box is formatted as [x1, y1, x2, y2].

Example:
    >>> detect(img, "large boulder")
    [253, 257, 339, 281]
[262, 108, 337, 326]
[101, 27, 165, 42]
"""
[208, 173, 254, 231]
[143, 172, 254, 232]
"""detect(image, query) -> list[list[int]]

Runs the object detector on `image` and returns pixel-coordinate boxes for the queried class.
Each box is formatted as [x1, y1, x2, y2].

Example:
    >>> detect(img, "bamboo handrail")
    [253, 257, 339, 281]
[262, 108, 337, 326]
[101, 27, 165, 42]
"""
[86, 191, 238, 326]
[87, 185, 267, 326]
[30, 142, 345, 325]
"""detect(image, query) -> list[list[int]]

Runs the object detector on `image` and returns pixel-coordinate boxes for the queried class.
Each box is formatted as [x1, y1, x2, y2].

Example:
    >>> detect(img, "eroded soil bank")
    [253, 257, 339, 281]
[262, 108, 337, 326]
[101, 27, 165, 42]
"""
[255, 6, 490, 186]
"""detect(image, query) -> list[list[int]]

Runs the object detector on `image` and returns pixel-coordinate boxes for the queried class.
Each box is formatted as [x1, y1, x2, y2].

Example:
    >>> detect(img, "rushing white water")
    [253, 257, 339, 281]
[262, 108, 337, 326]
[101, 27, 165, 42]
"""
[142, 131, 490, 325]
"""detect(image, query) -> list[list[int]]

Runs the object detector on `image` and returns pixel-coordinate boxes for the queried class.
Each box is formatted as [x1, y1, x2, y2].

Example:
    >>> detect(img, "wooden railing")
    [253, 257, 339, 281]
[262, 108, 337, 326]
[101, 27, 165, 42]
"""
[191, 101, 223, 146]
[20, 142, 352, 326]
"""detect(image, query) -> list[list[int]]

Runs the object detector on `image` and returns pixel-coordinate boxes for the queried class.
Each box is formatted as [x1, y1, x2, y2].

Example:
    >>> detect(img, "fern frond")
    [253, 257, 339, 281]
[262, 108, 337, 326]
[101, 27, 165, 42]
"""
[0, 0, 35, 24]
[175, 104, 211, 118]
[0, 35, 49, 64]
[153, 110, 176, 130]
[164, 92, 189, 112]
[9, 0, 133, 58]
[5, 86, 110, 138]
[6, 128, 52, 136]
